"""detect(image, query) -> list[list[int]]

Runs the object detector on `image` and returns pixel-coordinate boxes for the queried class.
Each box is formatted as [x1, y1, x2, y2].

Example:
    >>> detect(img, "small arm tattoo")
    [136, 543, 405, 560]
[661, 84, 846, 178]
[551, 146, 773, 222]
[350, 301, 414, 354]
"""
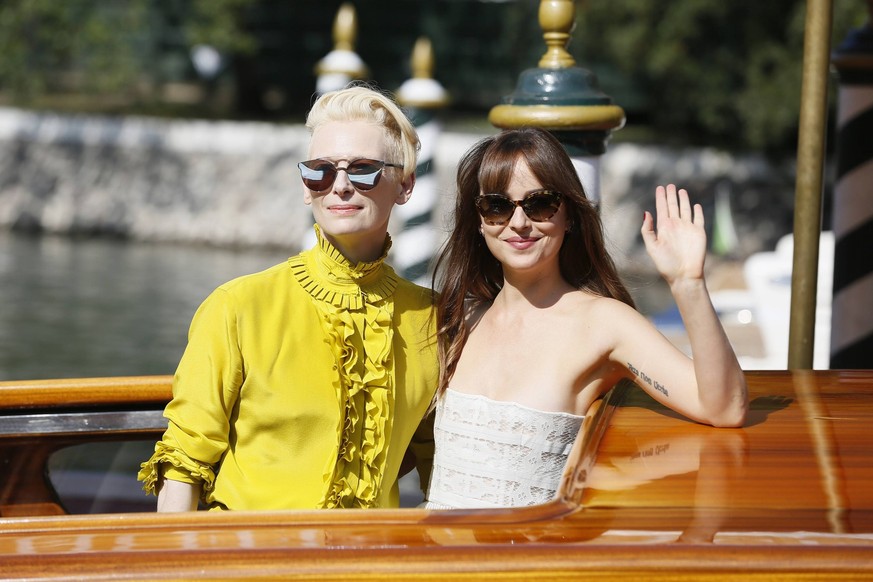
[631, 443, 670, 460]
[628, 362, 670, 397]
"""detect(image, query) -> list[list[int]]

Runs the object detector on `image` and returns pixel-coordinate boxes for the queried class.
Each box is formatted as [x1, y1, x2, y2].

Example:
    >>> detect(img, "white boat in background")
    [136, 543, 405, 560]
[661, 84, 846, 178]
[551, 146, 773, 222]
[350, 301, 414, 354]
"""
[653, 232, 834, 371]
[732, 231, 833, 370]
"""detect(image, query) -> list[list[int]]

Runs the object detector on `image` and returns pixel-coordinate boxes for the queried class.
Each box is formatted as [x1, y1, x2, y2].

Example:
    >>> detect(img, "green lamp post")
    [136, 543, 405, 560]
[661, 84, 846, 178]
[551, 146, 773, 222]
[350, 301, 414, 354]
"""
[489, 0, 624, 204]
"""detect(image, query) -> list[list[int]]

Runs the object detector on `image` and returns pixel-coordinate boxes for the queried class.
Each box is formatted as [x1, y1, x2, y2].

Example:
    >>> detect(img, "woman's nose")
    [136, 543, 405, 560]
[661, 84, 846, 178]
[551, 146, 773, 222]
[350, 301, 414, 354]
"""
[332, 167, 355, 195]
[508, 204, 530, 228]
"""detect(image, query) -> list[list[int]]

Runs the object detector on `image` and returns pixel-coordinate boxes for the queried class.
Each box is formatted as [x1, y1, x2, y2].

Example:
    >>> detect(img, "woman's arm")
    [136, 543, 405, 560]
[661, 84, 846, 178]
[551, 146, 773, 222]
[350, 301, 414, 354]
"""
[157, 478, 201, 512]
[638, 184, 748, 427]
[139, 287, 239, 508]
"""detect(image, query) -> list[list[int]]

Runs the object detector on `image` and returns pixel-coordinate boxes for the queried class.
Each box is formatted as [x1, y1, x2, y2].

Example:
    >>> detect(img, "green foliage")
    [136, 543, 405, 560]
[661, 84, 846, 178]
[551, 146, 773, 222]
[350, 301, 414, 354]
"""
[0, 0, 869, 154]
[0, 0, 256, 106]
[574, 0, 870, 152]
[185, 0, 257, 54]
[0, 1, 149, 101]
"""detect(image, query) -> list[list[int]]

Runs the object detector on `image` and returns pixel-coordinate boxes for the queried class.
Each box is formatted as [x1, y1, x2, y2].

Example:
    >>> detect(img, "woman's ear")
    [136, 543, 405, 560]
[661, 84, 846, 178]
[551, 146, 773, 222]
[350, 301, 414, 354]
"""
[395, 172, 416, 205]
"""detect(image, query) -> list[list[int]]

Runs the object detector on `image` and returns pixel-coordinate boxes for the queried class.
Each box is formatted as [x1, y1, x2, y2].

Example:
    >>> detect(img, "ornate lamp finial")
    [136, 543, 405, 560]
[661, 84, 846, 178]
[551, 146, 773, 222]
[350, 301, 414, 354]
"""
[489, 0, 624, 204]
[314, 3, 368, 91]
[397, 36, 450, 110]
[411, 37, 435, 80]
[333, 3, 357, 52]
[538, 0, 577, 69]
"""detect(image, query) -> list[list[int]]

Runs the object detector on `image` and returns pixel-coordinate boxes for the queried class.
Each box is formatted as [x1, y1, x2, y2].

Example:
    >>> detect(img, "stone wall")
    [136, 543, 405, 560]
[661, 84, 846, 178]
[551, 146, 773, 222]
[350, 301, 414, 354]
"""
[0, 108, 311, 248]
[600, 142, 801, 271]
[0, 108, 800, 265]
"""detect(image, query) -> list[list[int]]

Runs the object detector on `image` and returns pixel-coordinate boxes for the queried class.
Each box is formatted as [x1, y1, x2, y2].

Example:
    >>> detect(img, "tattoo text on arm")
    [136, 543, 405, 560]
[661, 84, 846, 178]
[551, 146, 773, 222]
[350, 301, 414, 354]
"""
[631, 443, 670, 460]
[628, 362, 670, 397]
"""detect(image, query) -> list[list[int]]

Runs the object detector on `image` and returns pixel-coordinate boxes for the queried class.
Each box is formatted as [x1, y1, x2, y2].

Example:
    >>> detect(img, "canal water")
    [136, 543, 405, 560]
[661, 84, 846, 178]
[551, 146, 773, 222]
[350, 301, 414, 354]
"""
[1, 231, 293, 382]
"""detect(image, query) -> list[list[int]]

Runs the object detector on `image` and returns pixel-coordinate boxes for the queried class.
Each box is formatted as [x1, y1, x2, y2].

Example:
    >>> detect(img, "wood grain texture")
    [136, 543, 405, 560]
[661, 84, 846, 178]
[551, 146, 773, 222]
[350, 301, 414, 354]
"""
[0, 371, 871, 579]
[0, 375, 173, 408]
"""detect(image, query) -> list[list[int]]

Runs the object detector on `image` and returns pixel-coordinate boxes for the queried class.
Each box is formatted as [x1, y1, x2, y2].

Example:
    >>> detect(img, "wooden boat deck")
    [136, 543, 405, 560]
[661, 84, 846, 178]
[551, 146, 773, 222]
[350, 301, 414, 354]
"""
[1, 371, 871, 579]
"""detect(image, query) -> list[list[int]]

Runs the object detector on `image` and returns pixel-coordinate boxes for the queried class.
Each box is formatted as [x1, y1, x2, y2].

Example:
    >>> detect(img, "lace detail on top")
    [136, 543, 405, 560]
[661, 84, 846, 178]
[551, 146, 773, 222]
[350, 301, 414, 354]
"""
[425, 389, 584, 509]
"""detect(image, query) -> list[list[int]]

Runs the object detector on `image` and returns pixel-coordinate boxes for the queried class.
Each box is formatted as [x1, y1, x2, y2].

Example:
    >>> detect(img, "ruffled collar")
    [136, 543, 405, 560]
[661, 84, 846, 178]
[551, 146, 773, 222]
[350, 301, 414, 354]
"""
[289, 225, 399, 309]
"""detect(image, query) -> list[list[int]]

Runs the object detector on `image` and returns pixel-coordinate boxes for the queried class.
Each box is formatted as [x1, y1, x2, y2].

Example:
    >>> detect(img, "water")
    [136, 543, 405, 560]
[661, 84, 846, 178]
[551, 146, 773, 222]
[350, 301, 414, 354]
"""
[1, 231, 292, 381]
[0, 230, 685, 382]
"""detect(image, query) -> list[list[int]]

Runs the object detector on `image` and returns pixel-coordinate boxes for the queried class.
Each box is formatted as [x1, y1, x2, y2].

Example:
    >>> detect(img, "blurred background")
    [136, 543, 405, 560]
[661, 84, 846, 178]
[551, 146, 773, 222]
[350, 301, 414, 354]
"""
[0, 1, 865, 145]
[0, 0, 869, 512]
[1, 0, 866, 380]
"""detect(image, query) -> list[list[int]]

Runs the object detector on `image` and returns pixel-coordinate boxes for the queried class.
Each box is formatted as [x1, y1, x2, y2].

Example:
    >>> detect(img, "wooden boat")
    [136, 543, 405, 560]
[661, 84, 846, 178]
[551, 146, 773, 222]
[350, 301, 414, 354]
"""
[1, 370, 871, 579]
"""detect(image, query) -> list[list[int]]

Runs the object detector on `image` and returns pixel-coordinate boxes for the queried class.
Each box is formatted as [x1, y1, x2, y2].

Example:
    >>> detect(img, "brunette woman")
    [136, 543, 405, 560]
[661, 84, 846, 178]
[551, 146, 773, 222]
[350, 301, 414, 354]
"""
[424, 128, 747, 509]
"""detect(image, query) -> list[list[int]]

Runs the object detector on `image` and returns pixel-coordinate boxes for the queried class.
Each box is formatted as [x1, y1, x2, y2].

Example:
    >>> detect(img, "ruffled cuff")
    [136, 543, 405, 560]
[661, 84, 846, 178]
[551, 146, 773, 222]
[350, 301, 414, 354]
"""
[137, 441, 217, 496]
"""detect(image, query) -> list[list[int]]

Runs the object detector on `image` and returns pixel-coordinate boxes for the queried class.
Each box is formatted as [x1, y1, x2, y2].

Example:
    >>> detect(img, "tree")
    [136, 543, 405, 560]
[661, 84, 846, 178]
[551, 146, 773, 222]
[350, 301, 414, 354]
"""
[0, 0, 256, 110]
[573, 0, 869, 152]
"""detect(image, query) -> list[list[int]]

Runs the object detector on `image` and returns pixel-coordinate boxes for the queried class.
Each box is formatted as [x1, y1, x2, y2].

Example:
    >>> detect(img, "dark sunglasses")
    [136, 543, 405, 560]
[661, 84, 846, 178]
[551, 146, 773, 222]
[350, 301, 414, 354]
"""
[297, 158, 402, 193]
[474, 190, 563, 225]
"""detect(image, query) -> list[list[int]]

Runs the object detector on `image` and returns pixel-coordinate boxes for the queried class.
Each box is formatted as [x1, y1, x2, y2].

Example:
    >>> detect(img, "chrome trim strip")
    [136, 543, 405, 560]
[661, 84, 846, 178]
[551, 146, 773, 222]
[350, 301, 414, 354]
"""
[0, 410, 167, 437]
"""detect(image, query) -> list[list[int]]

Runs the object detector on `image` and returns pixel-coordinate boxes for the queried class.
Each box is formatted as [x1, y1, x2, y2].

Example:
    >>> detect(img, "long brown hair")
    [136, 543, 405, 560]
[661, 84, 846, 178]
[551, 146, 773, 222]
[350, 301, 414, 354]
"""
[432, 127, 635, 396]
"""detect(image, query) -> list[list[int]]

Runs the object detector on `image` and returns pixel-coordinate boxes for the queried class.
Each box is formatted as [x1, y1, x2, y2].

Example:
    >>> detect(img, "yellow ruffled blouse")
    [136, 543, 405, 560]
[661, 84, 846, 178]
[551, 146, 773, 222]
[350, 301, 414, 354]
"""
[138, 226, 438, 510]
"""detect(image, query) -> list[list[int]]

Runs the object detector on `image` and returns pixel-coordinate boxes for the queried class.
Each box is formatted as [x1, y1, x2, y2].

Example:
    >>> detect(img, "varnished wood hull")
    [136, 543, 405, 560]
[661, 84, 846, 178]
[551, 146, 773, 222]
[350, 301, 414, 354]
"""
[1, 371, 871, 579]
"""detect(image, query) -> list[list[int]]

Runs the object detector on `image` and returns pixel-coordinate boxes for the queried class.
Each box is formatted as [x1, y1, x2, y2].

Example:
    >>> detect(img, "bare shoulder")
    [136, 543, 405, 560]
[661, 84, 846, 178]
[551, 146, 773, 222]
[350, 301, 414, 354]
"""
[562, 291, 640, 323]
[550, 291, 635, 339]
[551, 292, 639, 394]
[590, 294, 642, 320]
[560, 292, 651, 345]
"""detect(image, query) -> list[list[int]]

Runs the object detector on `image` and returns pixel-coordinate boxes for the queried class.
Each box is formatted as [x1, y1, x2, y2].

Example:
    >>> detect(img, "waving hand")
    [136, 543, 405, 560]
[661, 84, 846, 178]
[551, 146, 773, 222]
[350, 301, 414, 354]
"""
[641, 184, 707, 284]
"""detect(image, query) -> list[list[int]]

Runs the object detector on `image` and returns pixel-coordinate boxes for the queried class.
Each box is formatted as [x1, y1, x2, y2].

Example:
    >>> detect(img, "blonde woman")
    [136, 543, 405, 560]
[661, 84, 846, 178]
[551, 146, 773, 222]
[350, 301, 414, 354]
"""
[140, 86, 438, 511]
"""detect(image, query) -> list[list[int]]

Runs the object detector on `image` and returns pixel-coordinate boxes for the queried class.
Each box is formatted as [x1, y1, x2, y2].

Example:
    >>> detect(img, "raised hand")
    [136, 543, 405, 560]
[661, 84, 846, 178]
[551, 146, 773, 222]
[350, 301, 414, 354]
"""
[640, 184, 707, 285]
[637, 184, 748, 429]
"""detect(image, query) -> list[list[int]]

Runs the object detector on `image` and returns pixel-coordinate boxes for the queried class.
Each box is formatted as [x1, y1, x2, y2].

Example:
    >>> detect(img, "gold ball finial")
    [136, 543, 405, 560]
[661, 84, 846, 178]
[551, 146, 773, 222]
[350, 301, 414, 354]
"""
[411, 37, 434, 80]
[538, 0, 577, 69]
[314, 2, 368, 89]
[333, 3, 357, 51]
[397, 36, 450, 109]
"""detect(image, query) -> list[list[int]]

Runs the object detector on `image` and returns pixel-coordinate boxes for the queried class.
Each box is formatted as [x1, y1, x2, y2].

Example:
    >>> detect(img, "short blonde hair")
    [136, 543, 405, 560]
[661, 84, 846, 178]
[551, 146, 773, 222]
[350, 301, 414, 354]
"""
[305, 85, 420, 177]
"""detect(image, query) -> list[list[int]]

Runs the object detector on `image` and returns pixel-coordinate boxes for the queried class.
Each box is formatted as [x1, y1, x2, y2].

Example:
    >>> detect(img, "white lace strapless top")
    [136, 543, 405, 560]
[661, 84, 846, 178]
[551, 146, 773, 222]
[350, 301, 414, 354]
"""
[423, 388, 585, 509]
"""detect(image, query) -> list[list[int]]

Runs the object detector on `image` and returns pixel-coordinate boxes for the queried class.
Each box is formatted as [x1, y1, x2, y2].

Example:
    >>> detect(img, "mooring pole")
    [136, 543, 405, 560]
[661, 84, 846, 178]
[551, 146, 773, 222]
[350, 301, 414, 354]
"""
[788, 0, 833, 369]
[829, 3, 873, 369]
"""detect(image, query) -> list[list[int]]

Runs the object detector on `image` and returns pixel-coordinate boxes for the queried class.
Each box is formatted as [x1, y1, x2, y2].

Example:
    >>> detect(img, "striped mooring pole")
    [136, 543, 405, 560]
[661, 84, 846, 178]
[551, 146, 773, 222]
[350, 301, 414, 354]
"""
[488, 0, 625, 205]
[830, 7, 873, 368]
[394, 38, 450, 285]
